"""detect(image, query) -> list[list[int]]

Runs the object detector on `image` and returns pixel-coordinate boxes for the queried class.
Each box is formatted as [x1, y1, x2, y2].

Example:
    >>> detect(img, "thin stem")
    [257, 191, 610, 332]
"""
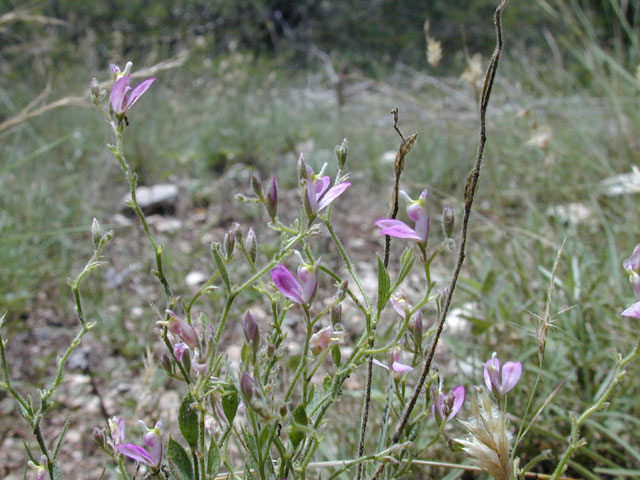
[321, 217, 370, 310]
[369, 1, 509, 478]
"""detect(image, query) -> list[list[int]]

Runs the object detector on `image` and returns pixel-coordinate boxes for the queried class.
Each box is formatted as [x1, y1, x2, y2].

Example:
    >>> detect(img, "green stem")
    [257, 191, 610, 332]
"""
[322, 217, 371, 310]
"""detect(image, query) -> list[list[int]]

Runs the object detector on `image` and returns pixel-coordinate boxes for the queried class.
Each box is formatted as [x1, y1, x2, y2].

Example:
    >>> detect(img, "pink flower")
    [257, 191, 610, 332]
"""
[110, 65, 155, 117]
[621, 300, 640, 318]
[375, 190, 429, 246]
[431, 383, 465, 423]
[373, 347, 413, 378]
[116, 419, 163, 468]
[483, 353, 522, 396]
[623, 243, 640, 299]
[310, 326, 344, 355]
[163, 310, 199, 349]
[271, 253, 319, 305]
[173, 342, 188, 362]
[390, 293, 423, 335]
[303, 163, 350, 218]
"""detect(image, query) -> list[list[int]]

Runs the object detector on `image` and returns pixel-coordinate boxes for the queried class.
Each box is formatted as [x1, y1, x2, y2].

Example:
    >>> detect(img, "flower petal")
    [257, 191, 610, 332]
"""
[271, 264, 304, 304]
[622, 300, 640, 318]
[375, 219, 421, 240]
[372, 358, 389, 371]
[126, 77, 156, 111]
[116, 443, 155, 465]
[317, 182, 350, 212]
[449, 385, 466, 419]
[483, 356, 500, 392]
[391, 361, 413, 376]
[111, 75, 131, 115]
[500, 361, 522, 394]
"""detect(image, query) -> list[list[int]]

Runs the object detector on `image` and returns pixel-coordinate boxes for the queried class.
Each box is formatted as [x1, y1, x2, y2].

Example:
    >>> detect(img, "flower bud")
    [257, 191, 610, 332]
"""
[90, 77, 101, 103]
[91, 217, 102, 249]
[266, 177, 278, 221]
[243, 311, 260, 350]
[251, 173, 264, 200]
[93, 426, 107, 449]
[297, 153, 307, 184]
[442, 203, 454, 238]
[245, 227, 257, 263]
[335, 138, 348, 169]
[161, 353, 173, 374]
[331, 304, 342, 327]
[267, 343, 276, 357]
[408, 309, 423, 336]
[240, 372, 257, 403]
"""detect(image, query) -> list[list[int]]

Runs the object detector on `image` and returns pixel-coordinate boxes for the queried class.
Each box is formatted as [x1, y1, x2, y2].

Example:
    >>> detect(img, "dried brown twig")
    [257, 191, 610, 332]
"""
[369, 1, 510, 478]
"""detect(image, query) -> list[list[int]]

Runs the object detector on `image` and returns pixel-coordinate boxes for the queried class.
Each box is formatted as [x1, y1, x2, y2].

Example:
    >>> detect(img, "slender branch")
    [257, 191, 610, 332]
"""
[369, 1, 510, 478]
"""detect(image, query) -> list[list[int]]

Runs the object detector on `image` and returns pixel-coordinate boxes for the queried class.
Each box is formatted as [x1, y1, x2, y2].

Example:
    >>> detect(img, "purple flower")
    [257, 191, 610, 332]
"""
[271, 253, 319, 305]
[173, 342, 188, 362]
[110, 64, 155, 117]
[375, 190, 429, 246]
[373, 347, 413, 378]
[623, 243, 640, 299]
[390, 293, 423, 335]
[483, 353, 522, 396]
[621, 300, 640, 318]
[108, 417, 126, 446]
[431, 383, 465, 423]
[163, 310, 199, 349]
[303, 163, 350, 218]
[116, 419, 163, 468]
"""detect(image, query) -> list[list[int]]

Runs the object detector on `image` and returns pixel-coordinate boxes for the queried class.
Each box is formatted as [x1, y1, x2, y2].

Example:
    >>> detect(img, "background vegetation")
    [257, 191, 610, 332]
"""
[1, 0, 640, 478]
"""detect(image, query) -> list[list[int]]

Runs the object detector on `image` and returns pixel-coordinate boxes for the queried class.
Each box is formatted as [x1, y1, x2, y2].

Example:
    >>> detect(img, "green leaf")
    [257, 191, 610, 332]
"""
[206, 439, 221, 477]
[178, 394, 199, 448]
[481, 270, 496, 295]
[168, 437, 194, 480]
[211, 244, 231, 291]
[242, 426, 260, 467]
[376, 255, 391, 314]
[331, 344, 341, 367]
[222, 386, 239, 424]
[289, 403, 308, 448]
[397, 248, 415, 285]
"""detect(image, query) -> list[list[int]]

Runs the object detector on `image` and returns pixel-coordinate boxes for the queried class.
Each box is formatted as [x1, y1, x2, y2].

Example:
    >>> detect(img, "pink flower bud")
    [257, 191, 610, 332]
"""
[266, 177, 278, 220]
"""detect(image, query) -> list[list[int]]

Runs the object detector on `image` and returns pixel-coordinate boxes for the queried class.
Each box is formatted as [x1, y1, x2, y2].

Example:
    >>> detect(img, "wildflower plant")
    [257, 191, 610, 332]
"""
[2, 1, 640, 479]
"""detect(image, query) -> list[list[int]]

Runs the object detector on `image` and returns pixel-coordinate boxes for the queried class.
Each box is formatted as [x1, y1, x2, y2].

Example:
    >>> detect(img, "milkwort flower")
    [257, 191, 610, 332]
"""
[302, 160, 350, 219]
[483, 353, 522, 396]
[623, 243, 640, 299]
[310, 326, 344, 355]
[622, 243, 640, 318]
[116, 419, 163, 469]
[375, 190, 430, 253]
[373, 347, 413, 378]
[271, 251, 319, 306]
[110, 62, 155, 119]
[431, 380, 465, 423]
[391, 293, 423, 335]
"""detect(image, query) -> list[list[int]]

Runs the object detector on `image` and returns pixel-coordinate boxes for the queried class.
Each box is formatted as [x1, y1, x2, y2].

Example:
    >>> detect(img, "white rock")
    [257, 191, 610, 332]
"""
[185, 271, 208, 287]
[546, 202, 596, 225]
[599, 166, 640, 196]
[122, 184, 179, 214]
